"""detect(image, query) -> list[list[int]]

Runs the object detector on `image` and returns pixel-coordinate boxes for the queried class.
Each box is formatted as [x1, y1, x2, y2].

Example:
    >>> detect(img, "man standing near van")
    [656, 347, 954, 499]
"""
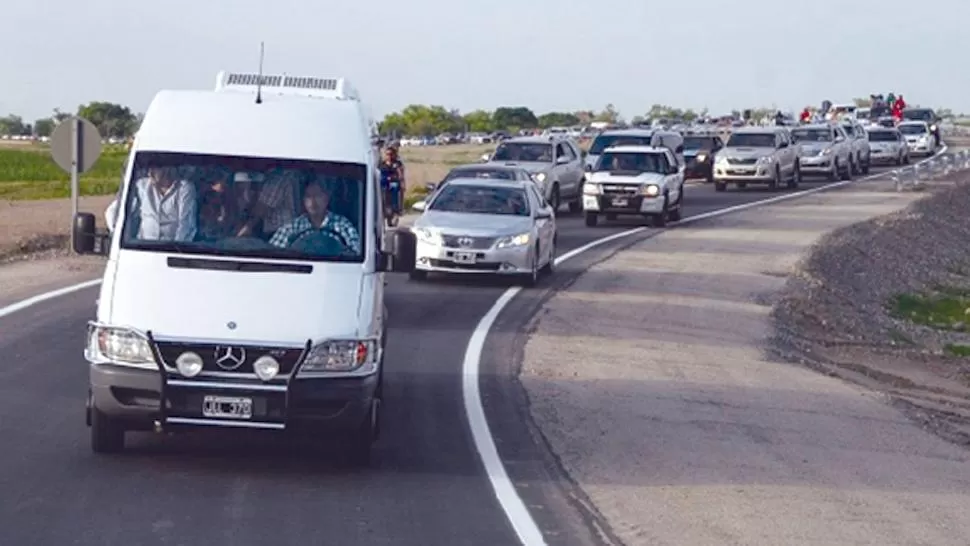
[268, 180, 361, 254]
[127, 166, 198, 241]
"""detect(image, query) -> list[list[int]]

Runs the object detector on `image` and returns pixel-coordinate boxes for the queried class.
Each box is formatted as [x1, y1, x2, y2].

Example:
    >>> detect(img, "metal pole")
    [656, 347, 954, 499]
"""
[70, 118, 81, 247]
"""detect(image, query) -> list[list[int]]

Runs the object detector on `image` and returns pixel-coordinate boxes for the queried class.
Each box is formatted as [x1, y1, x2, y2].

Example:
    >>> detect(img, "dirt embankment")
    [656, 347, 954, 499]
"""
[772, 172, 970, 445]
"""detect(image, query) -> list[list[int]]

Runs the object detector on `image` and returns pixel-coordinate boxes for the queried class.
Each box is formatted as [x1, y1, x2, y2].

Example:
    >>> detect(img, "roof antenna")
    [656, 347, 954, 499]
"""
[255, 41, 265, 104]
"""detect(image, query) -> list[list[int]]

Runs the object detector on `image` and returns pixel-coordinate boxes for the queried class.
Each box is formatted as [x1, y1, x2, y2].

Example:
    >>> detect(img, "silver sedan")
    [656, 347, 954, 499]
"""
[408, 178, 557, 286]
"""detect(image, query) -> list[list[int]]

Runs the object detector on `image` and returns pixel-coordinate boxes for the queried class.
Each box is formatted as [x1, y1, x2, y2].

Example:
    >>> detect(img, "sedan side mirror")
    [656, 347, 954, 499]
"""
[387, 229, 417, 273]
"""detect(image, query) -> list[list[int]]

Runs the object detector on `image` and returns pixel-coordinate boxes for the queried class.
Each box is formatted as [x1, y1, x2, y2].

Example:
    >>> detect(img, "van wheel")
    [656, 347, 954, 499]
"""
[90, 405, 125, 454]
[584, 212, 598, 227]
[344, 399, 379, 467]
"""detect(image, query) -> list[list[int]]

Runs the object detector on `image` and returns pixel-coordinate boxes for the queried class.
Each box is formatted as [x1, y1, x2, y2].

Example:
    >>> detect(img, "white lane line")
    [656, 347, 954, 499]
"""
[463, 145, 949, 545]
[0, 279, 102, 319]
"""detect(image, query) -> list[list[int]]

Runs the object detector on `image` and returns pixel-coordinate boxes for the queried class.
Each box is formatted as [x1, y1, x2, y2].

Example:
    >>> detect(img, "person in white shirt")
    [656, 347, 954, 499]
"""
[120, 166, 198, 241]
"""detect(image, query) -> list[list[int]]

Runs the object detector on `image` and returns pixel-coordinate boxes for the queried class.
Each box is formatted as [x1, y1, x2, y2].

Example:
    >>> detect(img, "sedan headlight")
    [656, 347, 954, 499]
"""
[301, 339, 379, 374]
[821, 147, 834, 155]
[495, 232, 531, 248]
[533, 172, 547, 183]
[583, 182, 602, 195]
[757, 156, 772, 164]
[413, 227, 441, 245]
[85, 324, 155, 367]
[640, 184, 660, 197]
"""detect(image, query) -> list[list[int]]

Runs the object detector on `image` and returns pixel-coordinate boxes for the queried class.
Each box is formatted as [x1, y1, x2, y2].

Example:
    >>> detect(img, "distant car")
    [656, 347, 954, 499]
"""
[790, 124, 853, 181]
[409, 178, 557, 286]
[482, 135, 585, 213]
[901, 108, 941, 147]
[713, 127, 801, 191]
[838, 119, 872, 174]
[582, 145, 685, 227]
[867, 127, 909, 165]
[681, 134, 723, 182]
[897, 121, 936, 157]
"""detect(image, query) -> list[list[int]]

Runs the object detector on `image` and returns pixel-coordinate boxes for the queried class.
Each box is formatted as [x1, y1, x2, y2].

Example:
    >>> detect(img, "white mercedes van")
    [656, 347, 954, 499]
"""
[72, 72, 417, 461]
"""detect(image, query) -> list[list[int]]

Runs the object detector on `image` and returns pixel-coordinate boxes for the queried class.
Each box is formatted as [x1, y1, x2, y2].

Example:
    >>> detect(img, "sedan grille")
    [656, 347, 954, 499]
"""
[441, 235, 496, 249]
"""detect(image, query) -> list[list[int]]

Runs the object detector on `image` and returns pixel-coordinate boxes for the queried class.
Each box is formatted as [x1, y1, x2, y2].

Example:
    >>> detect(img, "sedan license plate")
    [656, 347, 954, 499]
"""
[611, 197, 629, 207]
[202, 395, 252, 420]
[453, 251, 477, 264]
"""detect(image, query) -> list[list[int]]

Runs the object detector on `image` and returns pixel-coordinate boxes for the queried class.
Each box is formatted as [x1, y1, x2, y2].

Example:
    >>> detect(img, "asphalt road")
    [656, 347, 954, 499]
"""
[0, 167, 904, 546]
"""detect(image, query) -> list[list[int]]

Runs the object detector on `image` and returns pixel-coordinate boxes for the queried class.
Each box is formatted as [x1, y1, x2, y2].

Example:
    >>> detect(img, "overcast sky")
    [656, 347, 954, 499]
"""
[3, 0, 968, 121]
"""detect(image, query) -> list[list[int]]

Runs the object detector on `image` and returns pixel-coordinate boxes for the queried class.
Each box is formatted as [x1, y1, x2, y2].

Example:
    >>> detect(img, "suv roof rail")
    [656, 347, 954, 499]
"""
[214, 71, 360, 100]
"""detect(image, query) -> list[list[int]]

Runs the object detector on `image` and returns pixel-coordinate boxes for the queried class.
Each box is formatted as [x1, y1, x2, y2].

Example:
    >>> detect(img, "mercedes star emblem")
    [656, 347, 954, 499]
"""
[457, 237, 473, 247]
[214, 346, 246, 371]
[227, 321, 237, 330]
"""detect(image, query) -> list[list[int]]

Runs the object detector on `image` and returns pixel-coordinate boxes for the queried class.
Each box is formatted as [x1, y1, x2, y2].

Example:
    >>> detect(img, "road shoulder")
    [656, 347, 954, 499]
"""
[519, 175, 970, 545]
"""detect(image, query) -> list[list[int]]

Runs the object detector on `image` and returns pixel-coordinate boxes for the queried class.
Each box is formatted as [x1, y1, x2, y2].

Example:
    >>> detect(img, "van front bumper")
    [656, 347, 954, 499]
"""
[89, 361, 378, 432]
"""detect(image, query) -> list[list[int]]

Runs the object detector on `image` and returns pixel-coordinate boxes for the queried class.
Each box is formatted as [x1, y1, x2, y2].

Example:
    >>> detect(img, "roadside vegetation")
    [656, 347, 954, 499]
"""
[890, 285, 970, 357]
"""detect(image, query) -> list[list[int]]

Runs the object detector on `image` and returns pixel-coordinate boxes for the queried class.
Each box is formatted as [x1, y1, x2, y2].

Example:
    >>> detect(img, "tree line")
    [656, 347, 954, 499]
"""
[0, 102, 141, 139]
[2, 99, 960, 140]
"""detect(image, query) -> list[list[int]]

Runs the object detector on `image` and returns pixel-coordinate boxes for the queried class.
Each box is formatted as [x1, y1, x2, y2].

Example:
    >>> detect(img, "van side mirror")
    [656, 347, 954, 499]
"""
[73, 213, 109, 256]
[388, 229, 416, 273]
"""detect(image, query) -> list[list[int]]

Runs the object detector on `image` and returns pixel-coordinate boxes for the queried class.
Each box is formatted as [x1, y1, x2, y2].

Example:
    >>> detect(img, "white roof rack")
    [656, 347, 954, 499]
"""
[214, 71, 360, 100]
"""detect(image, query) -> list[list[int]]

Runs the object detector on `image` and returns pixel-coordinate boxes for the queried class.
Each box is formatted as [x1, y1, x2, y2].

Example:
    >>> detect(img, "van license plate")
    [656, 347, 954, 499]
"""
[611, 198, 628, 207]
[202, 395, 252, 419]
[453, 251, 477, 264]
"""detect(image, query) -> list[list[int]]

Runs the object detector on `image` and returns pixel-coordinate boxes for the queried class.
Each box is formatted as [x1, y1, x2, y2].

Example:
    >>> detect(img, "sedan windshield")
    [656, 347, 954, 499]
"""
[589, 134, 652, 154]
[595, 152, 664, 173]
[726, 133, 776, 147]
[491, 142, 553, 162]
[898, 124, 927, 135]
[119, 152, 365, 262]
[868, 130, 899, 142]
[791, 129, 832, 142]
[444, 168, 517, 181]
[428, 185, 530, 216]
[902, 109, 934, 122]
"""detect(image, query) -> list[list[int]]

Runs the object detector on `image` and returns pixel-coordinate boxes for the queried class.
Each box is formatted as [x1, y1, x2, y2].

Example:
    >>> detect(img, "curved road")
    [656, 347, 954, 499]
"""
[0, 167, 905, 546]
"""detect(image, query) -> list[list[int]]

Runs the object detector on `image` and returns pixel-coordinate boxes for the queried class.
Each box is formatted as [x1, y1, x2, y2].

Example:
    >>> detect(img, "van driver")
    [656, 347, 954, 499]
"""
[268, 180, 361, 254]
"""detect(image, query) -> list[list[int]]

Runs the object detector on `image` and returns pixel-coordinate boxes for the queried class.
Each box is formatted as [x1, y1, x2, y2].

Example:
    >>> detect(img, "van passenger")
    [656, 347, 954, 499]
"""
[268, 179, 361, 254]
[127, 166, 198, 241]
[236, 169, 299, 238]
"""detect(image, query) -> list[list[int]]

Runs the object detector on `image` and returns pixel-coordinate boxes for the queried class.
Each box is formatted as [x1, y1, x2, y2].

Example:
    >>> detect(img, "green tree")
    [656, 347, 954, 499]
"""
[0, 114, 28, 135]
[537, 111, 580, 128]
[33, 117, 55, 137]
[594, 104, 620, 123]
[492, 107, 538, 131]
[77, 101, 138, 138]
[462, 109, 493, 132]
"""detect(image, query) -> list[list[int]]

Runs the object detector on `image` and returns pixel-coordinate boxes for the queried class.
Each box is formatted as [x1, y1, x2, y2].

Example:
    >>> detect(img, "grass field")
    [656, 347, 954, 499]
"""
[0, 140, 495, 203]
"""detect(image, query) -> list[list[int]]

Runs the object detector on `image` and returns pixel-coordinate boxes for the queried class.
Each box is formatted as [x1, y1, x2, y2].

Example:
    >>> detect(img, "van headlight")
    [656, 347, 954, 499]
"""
[85, 324, 155, 368]
[640, 184, 660, 197]
[495, 232, 530, 248]
[301, 339, 379, 374]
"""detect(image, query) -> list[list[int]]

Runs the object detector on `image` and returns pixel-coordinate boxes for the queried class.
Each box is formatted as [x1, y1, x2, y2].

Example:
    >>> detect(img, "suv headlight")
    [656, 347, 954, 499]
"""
[496, 232, 530, 248]
[695, 153, 707, 162]
[85, 324, 155, 368]
[640, 184, 660, 197]
[583, 182, 602, 195]
[413, 227, 441, 245]
[301, 339, 379, 374]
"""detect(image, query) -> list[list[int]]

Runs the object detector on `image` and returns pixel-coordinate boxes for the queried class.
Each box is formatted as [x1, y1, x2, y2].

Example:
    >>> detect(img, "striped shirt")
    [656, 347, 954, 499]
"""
[268, 213, 361, 254]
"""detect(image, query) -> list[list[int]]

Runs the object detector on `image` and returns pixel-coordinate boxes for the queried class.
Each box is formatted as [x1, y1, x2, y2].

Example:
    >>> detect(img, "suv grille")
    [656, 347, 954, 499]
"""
[727, 157, 758, 165]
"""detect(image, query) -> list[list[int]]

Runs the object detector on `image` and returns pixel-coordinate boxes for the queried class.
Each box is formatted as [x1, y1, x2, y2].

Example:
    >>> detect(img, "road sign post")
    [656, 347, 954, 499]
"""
[50, 116, 102, 248]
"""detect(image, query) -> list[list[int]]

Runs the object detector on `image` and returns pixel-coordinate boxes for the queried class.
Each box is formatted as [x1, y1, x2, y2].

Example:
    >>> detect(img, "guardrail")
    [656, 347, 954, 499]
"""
[890, 149, 970, 191]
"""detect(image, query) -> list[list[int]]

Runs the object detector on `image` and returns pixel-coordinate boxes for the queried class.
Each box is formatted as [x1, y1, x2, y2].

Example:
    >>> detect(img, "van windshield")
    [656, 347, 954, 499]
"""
[118, 152, 367, 262]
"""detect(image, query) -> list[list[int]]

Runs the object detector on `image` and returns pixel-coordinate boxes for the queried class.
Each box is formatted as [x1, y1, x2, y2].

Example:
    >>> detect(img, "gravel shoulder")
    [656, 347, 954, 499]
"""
[520, 173, 970, 545]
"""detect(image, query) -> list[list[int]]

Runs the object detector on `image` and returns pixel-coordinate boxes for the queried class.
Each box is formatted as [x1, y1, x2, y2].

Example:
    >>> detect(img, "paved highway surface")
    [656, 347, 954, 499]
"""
[0, 167, 905, 546]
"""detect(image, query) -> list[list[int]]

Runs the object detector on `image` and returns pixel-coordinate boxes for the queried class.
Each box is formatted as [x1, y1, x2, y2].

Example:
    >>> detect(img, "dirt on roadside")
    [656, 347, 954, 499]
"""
[0, 195, 115, 261]
[771, 171, 970, 446]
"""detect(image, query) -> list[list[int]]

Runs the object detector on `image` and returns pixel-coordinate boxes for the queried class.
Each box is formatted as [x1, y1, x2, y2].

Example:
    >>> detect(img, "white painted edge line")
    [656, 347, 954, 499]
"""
[462, 144, 949, 545]
[0, 278, 102, 320]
